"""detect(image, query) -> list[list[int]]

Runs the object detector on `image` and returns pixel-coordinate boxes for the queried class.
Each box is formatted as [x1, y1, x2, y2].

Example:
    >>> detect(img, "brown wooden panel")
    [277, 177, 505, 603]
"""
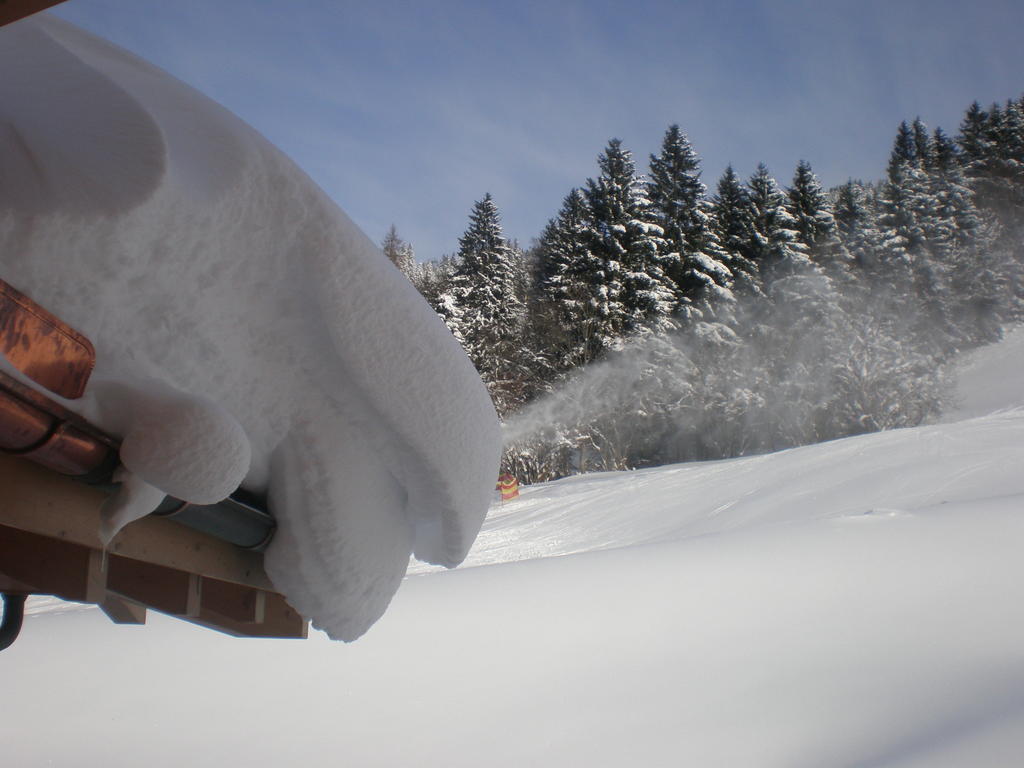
[100, 594, 147, 625]
[0, 573, 36, 593]
[200, 577, 266, 624]
[106, 556, 199, 617]
[0, 524, 93, 601]
[0, 454, 275, 590]
[0, 522, 307, 639]
[191, 591, 308, 639]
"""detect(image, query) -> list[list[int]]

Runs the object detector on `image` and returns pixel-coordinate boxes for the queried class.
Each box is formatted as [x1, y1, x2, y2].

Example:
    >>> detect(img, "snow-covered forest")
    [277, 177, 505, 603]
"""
[384, 96, 1024, 483]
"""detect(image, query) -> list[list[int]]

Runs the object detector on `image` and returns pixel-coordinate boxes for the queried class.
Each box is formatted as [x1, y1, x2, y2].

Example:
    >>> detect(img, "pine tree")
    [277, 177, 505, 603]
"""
[646, 125, 733, 320]
[583, 138, 676, 342]
[381, 224, 416, 279]
[535, 188, 607, 368]
[876, 124, 929, 286]
[931, 127, 959, 175]
[711, 165, 761, 297]
[834, 181, 884, 288]
[912, 118, 935, 170]
[785, 160, 845, 275]
[926, 128, 1002, 345]
[959, 98, 1024, 221]
[957, 102, 990, 168]
[878, 117, 995, 352]
[888, 121, 918, 177]
[438, 194, 534, 415]
[414, 254, 457, 313]
[745, 163, 813, 286]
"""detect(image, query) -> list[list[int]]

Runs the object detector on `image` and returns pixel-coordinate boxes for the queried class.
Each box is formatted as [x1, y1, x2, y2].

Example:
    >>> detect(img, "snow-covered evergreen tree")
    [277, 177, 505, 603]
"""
[438, 194, 534, 415]
[535, 188, 607, 368]
[875, 127, 928, 294]
[381, 224, 416, 279]
[833, 180, 887, 296]
[876, 117, 996, 351]
[409, 92, 1024, 484]
[711, 165, 761, 297]
[889, 120, 918, 172]
[414, 254, 457, 314]
[786, 160, 846, 276]
[583, 138, 676, 341]
[745, 163, 814, 286]
[646, 125, 733, 321]
[959, 98, 1024, 228]
[912, 118, 935, 170]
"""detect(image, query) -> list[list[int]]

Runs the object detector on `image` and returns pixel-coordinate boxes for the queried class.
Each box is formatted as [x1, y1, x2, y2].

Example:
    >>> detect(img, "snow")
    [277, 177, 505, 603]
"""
[9, 324, 1024, 765]
[5, 12, 1024, 766]
[0, 16, 500, 640]
[942, 324, 1024, 421]
[413, 408, 1024, 572]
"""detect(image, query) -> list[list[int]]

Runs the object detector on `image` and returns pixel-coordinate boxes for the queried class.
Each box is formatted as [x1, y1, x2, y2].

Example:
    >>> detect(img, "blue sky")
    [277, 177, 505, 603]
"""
[51, 0, 1024, 261]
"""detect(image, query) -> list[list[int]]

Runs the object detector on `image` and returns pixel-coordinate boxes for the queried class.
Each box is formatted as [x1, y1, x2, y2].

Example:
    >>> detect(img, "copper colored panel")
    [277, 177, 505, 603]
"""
[0, 1, 70, 28]
[0, 278, 95, 399]
[0, 370, 117, 478]
[0, 389, 53, 451]
[25, 421, 116, 477]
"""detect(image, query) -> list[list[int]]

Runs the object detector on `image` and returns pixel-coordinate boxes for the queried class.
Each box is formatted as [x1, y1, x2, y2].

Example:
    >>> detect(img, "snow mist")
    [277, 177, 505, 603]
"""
[501, 284, 953, 479]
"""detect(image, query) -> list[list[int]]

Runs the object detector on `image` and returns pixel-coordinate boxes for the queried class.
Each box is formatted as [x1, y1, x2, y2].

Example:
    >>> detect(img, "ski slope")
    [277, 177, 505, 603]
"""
[7, 328, 1024, 766]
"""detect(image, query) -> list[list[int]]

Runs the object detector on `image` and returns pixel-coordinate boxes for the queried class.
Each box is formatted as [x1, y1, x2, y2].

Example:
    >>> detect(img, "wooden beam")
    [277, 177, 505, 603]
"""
[0, 524, 306, 638]
[106, 556, 200, 617]
[0, 0, 70, 28]
[100, 595, 147, 625]
[0, 454, 274, 590]
[200, 577, 266, 624]
[0, 455, 309, 639]
[191, 592, 308, 639]
[0, 573, 36, 594]
[0, 524, 94, 601]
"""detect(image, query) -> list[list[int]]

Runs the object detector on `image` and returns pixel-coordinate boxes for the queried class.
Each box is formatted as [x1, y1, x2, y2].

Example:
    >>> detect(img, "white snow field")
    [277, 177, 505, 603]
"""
[0, 16, 500, 640]
[7, 327, 1024, 766]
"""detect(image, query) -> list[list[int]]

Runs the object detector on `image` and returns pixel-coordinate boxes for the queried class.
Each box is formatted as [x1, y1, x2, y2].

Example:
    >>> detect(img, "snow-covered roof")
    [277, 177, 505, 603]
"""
[0, 15, 501, 640]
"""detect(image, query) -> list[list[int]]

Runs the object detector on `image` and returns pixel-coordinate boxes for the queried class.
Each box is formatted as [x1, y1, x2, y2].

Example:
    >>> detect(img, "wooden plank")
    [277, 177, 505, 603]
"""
[100, 595, 147, 625]
[200, 577, 266, 624]
[85, 547, 106, 603]
[0, 0, 70, 28]
[0, 524, 93, 601]
[0, 523, 307, 639]
[0, 454, 274, 590]
[106, 556, 199, 617]
[0, 573, 36, 593]
[191, 591, 308, 639]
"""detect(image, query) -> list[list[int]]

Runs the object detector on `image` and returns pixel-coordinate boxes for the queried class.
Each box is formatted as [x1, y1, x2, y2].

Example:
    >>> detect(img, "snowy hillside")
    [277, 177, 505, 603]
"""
[8, 325, 1024, 766]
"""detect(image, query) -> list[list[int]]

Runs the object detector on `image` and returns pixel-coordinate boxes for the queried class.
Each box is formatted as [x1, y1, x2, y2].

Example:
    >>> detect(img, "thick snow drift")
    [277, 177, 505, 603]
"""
[0, 15, 500, 640]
